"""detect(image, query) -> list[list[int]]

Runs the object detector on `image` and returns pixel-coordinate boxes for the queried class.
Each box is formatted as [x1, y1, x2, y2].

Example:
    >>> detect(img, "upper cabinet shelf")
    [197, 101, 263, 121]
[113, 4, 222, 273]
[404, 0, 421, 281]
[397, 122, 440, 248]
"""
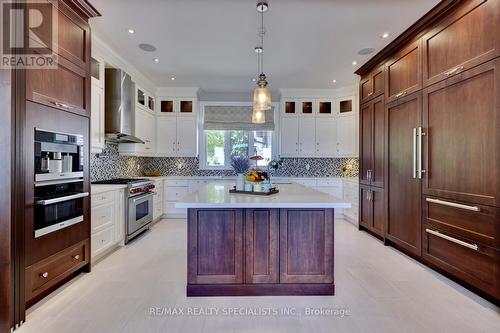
[158, 97, 197, 116]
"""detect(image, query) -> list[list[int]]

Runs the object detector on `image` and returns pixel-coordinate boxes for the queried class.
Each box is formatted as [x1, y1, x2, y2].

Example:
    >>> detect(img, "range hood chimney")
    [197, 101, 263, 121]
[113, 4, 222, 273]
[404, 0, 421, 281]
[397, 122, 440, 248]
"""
[104, 68, 145, 144]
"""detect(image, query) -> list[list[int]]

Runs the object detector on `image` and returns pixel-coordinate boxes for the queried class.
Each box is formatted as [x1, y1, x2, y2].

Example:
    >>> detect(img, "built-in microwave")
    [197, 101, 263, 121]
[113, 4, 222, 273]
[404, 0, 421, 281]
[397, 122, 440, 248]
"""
[34, 181, 89, 238]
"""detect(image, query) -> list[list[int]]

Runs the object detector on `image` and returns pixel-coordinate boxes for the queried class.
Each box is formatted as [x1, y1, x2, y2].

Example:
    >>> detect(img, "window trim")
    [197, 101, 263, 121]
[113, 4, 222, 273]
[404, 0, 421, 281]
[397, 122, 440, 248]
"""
[198, 101, 279, 170]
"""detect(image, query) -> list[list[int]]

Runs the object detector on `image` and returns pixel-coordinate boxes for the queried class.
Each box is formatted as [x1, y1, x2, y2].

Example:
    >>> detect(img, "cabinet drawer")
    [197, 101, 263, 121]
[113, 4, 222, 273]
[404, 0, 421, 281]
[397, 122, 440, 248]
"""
[424, 197, 499, 248]
[26, 56, 89, 117]
[25, 240, 89, 301]
[165, 179, 189, 187]
[91, 226, 114, 258]
[91, 202, 114, 233]
[165, 202, 187, 217]
[423, 226, 499, 299]
[91, 191, 115, 206]
[165, 187, 189, 201]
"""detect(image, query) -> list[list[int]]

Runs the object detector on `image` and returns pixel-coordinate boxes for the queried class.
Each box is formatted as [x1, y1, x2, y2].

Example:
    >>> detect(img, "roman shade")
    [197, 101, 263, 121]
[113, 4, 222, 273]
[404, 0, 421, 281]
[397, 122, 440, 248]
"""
[203, 105, 275, 131]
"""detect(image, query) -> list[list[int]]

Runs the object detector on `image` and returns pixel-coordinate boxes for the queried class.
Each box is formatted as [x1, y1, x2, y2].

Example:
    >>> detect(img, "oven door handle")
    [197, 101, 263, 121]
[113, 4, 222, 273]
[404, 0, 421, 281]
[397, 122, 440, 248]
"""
[36, 192, 89, 205]
[131, 192, 155, 203]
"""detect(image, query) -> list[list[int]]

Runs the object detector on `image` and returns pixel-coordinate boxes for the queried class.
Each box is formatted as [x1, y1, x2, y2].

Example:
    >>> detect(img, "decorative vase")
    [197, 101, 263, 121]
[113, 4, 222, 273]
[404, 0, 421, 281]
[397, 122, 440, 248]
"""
[253, 182, 263, 192]
[236, 173, 245, 191]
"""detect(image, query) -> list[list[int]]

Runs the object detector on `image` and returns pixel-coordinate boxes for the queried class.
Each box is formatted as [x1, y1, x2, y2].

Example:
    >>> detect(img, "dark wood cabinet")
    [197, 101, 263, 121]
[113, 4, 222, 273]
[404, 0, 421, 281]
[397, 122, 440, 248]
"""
[386, 92, 422, 256]
[245, 209, 279, 284]
[422, 0, 500, 87]
[422, 225, 500, 300]
[422, 59, 500, 208]
[187, 209, 244, 284]
[385, 40, 422, 103]
[26, 56, 90, 117]
[279, 209, 334, 284]
[359, 95, 385, 187]
[359, 185, 385, 238]
[356, 0, 500, 303]
[360, 65, 384, 104]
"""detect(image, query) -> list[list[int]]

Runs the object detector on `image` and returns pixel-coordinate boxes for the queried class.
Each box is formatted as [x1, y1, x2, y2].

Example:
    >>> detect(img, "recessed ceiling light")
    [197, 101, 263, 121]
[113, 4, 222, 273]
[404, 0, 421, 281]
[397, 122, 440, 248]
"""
[128, 28, 135, 34]
[332, 79, 337, 83]
[252, 78, 257, 82]
[153, 58, 159, 63]
[382, 32, 390, 39]
[171, 76, 176, 81]
[352, 61, 357, 66]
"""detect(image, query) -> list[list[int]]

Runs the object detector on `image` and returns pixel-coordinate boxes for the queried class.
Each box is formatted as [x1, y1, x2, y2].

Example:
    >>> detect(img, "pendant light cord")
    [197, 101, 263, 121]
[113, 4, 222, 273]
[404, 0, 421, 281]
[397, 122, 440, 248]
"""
[261, 7, 264, 75]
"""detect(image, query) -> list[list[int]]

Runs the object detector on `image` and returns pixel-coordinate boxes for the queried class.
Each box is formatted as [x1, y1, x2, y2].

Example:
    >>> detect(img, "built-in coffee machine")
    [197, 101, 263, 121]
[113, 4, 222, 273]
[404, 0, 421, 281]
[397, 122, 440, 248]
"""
[34, 129, 88, 238]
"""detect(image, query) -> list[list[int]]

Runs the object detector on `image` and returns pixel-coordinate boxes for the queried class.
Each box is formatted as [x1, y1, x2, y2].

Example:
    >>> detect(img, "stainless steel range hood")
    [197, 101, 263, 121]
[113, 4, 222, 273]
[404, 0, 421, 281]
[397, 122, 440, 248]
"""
[105, 69, 145, 144]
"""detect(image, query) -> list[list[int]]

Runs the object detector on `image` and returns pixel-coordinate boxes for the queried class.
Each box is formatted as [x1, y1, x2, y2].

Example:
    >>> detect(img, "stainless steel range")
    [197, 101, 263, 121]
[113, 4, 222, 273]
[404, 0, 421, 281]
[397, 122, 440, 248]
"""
[92, 178, 155, 243]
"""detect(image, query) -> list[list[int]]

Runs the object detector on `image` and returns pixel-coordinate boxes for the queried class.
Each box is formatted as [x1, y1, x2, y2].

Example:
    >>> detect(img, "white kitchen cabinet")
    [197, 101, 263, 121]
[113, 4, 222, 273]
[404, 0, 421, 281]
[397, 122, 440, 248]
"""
[156, 116, 197, 157]
[164, 182, 189, 218]
[177, 117, 197, 156]
[336, 115, 358, 157]
[158, 97, 197, 116]
[315, 118, 337, 156]
[342, 179, 359, 225]
[119, 108, 156, 156]
[336, 96, 356, 117]
[91, 77, 105, 153]
[90, 188, 125, 261]
[280, 117, 299, 156]
[316, 99, 335, 117]
[298, 117, 316, 156]
[135, 85, 155, 114]
[156, 117, 177, 156]
[153, 179, 164, 221]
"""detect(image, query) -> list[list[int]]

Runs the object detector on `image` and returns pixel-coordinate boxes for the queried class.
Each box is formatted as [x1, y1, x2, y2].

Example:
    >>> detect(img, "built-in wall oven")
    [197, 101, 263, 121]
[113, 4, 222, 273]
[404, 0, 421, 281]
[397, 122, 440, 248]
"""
[34, 128, 88, 238]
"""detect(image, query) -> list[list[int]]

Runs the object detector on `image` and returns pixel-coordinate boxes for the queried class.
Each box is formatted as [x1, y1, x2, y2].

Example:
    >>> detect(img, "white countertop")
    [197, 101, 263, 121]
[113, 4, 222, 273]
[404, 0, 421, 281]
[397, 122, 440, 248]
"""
[91, 184, 128, 194]
[175, 181, 352, 209]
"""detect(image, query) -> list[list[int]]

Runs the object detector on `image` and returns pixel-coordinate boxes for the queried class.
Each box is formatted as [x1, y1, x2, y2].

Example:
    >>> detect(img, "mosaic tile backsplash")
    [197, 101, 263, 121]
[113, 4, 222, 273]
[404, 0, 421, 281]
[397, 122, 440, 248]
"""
[91, 143, 359, 182]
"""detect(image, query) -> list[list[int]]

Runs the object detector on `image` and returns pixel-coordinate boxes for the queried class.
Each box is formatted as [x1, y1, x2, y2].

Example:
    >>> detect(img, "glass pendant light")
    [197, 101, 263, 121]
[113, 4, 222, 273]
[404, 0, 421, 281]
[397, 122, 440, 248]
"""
[252, 1, 271, 124]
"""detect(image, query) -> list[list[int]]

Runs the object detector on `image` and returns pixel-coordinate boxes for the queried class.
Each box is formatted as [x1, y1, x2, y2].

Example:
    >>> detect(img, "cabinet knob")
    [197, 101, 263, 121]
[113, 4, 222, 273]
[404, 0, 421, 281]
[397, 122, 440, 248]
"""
[41, 272, 49, 278]
[73, 255, 80, 260]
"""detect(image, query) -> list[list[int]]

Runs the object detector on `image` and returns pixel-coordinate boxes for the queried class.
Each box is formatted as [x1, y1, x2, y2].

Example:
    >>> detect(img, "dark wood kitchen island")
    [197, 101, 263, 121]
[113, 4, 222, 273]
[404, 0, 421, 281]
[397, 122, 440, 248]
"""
[175, 181, 351, 296]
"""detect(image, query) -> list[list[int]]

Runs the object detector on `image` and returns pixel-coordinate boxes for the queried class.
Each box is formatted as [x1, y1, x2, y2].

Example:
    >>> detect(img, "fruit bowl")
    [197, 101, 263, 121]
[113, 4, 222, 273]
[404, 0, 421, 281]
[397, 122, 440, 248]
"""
[246, 169, 268, 183]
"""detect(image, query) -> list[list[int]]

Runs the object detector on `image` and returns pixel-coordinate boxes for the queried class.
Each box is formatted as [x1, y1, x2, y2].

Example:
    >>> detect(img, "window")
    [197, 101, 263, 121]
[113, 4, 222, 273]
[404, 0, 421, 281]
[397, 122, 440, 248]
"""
[202, 130, 273, 169]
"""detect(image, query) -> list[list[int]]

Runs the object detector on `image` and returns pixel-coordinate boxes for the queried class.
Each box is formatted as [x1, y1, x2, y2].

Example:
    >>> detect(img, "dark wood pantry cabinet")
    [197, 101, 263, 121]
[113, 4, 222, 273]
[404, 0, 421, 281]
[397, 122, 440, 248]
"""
[356, 0, 500, 303]
[4, 1, 100, 331]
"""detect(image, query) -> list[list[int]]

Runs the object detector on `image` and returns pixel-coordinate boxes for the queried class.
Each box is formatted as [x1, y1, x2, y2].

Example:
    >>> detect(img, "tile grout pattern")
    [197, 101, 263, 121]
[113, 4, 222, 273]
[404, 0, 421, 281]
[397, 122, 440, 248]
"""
[91, 143, 359, 182]
[18, 219, 500, 333]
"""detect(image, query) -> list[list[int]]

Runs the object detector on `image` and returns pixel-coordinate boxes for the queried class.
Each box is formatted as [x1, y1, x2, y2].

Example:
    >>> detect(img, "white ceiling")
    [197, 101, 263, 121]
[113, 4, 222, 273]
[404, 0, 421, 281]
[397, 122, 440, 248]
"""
[90, 0, 439, 92]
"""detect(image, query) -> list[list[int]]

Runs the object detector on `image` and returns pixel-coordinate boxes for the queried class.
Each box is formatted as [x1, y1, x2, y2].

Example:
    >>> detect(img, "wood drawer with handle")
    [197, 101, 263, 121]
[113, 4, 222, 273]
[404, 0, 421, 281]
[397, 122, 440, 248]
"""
[424, 196, 499, 249]
[26, 56, 89, 117]
[422, 226, 499, 300]
[25, 239, 89, 301]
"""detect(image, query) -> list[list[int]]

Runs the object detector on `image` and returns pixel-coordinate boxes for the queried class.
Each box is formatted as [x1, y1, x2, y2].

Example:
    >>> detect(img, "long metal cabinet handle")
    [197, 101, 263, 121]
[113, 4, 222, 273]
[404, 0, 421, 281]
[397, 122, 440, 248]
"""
[36, 192, 89, 205]
[425, 229, 478, 251]
[425, 198, 480, 212]
[412, 128, 417, 178]
[417, 127, 425, 179]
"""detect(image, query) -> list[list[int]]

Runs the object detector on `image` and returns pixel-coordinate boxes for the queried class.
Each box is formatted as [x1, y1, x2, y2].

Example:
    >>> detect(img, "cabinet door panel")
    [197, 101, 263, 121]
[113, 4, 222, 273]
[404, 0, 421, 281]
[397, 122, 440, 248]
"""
[245, 209, 279, 284]
[372, 65, 385, 98]
[336, 116, 357, 157]
[360, 75, 372, 104]
[423, 60, 500, 207]
[90, 80, 104, 152]
[387, 93, 422, 256]
[386, 40, 422, 103]
[359, 185, 372, 229]
[188, 209, 243, 284]
[280, 117, 299, 156]
[156, 117, 177, 156]
[372, 97, 385, 187]
[26, 56, 89, 116]
[298, 117, 316, 156]
[177, 117, 197, 156]
[315, 118, 336, 157]
[279, 209, 334, 284]
[359, 102, 372, 185]
[423, 0, 500, 87]
[372, 187, 385, 236]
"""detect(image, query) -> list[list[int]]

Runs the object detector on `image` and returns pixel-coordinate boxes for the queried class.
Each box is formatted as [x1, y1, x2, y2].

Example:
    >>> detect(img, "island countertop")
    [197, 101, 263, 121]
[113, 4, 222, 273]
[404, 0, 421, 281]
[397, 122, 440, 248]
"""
[175, 181, 351, 209]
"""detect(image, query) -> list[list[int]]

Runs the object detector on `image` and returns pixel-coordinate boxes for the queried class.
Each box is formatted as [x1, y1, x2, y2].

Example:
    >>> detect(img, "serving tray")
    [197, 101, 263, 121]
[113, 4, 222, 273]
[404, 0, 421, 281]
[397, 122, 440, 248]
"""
[229, 187, 279, 196]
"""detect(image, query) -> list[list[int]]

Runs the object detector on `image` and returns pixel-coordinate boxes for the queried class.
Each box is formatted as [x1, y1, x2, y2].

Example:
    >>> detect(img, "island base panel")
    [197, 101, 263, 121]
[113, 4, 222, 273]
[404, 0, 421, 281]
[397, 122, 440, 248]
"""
[187, 284, 335, 297]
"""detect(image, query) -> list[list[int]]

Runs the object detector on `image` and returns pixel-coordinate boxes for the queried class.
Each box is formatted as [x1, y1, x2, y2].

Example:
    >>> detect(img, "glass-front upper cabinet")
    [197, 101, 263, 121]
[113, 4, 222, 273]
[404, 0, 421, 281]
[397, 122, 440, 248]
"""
[160, 99, 174, 114]
[281, 100, 297, 116]
[137, 88, 145, 107]
[316, 99, 334, 117]
[148, 96, 155, 112]
[336, 96, 355, 117]
[300, 100, 314, 115]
